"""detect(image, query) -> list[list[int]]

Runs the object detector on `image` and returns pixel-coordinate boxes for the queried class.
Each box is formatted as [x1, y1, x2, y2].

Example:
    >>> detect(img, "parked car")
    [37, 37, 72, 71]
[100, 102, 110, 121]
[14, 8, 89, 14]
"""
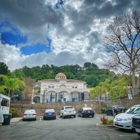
[114, 104, 140, 130]
[132, 115, 140, 136]
[78, 107, 95, 118]
[23, 109, 37, 121]
[43, 109, 56, 120]
[106, 105, 126, 116]
[60, 106, 76, 118]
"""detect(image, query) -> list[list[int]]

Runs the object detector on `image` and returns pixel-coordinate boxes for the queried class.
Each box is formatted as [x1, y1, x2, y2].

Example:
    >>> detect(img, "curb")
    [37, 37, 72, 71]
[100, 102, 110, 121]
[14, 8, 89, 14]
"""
[96, 123, 114, 127]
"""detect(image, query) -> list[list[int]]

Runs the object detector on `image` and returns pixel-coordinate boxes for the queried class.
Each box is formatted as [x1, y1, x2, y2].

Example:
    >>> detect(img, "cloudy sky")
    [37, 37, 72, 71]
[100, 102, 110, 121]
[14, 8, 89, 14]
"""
[0, 0, 139, 71]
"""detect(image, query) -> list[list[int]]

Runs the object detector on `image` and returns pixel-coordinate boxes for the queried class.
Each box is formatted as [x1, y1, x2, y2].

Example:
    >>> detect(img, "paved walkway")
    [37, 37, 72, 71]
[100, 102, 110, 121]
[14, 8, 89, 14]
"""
[11, 117, 22, 123]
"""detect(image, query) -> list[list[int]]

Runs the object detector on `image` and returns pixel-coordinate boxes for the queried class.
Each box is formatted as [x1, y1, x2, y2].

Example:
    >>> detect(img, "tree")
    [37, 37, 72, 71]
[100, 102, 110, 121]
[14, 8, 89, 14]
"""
[0, 62, 10, 75]
[0, 75, 25, 97]
[103, 10, 140, 96]
[89, 76, 129, 104]
[84, 62, 98, 69]
[108, 77, 128, 103]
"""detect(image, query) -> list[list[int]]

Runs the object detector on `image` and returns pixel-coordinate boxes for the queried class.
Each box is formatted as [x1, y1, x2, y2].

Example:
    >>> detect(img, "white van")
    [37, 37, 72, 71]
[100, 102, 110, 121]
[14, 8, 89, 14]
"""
[0, 94, 10, 123]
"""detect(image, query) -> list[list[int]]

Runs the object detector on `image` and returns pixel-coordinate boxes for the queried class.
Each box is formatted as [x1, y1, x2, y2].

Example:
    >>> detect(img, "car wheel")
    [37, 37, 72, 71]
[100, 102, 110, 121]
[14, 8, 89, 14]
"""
[92, 115, 94, 118]
[34, 118, 36, 121]
[73, 115, 76, 118]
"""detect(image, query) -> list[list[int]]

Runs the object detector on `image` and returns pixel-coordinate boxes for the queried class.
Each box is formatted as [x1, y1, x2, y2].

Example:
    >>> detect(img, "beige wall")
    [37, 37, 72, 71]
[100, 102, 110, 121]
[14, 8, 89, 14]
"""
[10, 97, 140, 117]
[10, 102, 99, 117]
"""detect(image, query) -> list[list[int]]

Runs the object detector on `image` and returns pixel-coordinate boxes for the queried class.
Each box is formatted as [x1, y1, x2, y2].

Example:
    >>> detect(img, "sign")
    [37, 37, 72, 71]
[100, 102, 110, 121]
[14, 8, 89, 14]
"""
[72, 98, 75, 102]
[77, 100, 80, 104]
[128, 93, 133, 99]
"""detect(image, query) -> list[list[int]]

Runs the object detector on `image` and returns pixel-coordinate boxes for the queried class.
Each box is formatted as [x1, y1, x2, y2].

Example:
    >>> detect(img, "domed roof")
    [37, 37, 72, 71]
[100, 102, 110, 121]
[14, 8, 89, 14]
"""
[55, 73, 67, 80]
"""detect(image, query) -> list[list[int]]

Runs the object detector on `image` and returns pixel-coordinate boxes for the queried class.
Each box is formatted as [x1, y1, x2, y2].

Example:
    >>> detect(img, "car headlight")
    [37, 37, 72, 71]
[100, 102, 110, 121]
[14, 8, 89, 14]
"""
[127, 117, 132, 120]
[123, 118, 132, 121]
[123, 119, 127, 121]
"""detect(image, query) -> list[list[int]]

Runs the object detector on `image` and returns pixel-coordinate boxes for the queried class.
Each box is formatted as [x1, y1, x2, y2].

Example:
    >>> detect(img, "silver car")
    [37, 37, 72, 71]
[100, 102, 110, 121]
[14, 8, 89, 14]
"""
[60, 106, 76, 118]
[23, 109, 37, 121]
[114, 104, 140, 130]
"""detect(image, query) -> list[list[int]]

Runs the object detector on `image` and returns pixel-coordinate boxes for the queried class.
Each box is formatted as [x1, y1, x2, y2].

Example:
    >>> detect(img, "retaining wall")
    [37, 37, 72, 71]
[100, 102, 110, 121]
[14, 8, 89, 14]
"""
[10, 101, 99, 116]
[10, 97, 140, 117]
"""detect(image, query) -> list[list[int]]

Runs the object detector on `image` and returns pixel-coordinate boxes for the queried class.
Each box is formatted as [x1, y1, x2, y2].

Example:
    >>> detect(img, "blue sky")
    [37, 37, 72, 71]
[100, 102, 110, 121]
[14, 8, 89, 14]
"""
[0, 0, 139, 70]
[0, 21, 52, 55]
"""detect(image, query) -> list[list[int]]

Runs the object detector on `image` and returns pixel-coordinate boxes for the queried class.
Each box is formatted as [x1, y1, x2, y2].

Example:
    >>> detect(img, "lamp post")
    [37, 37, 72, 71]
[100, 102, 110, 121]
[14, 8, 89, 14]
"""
[31, 87, 34, 104]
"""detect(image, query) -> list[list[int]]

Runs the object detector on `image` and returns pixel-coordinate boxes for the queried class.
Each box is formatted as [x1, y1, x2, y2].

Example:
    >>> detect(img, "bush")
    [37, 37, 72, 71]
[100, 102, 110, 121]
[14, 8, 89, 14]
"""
[100, 108, 106, 114]
[99, 116, 113, 125]
[107, 120, 113, 124]
[10, 108, 16, 115]
[9, 108, 20, 117]
[99, 116, 108, 124]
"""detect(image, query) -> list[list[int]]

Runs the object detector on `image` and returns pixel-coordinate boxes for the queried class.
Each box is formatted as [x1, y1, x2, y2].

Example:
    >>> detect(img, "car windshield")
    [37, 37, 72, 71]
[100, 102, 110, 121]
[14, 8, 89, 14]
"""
[45, 109, 54, 112]
[25, 110, 35, 113]
[126, 106, 140, 114]
[84, 108, 92, 110]
[65, 107, 73, 109]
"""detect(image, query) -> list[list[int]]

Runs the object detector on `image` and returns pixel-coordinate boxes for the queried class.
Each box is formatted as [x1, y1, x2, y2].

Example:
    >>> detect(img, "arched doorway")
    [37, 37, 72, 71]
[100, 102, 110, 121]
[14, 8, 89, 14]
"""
[33, 96, 40, 103]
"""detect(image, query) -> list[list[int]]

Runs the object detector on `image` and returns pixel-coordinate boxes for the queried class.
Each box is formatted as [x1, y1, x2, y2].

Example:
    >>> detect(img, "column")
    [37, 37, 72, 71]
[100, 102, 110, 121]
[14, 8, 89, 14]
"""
[55, 93, 57, 103]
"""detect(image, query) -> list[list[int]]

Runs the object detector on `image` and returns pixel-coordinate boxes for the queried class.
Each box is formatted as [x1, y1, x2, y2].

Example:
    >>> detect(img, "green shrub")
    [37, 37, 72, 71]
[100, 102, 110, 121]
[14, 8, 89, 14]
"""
[100, 108, 106, 114]
[99, 116, 113, 125]
[107, 120, 113, 125]
[99, 116, 108, 124]
[10, 108, 16, 117]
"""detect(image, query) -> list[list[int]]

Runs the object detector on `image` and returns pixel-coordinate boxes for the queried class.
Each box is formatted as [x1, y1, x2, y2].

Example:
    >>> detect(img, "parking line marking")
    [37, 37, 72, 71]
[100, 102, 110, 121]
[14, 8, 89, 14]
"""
[57, 117, 62, 120]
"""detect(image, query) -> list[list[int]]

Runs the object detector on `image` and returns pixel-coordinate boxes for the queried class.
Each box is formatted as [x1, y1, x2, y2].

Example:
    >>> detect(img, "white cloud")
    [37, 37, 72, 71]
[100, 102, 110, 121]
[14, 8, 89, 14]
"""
[0, 41, 109, 70]
[0, 0, 139, 70]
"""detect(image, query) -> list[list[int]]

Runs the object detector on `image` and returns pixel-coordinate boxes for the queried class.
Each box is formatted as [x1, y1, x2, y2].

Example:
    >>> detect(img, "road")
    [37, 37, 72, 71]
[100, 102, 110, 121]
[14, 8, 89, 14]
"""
[0, 114, 139, 140]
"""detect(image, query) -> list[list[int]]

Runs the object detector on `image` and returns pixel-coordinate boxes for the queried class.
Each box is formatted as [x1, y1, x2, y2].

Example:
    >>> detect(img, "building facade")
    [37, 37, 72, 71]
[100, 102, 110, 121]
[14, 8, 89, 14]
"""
[32, 73, 89, 103]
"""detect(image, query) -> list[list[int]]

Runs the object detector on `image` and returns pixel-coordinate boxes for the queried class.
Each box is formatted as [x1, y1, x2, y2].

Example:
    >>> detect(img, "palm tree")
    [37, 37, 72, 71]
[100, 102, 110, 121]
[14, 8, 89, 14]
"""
[0, 75, 25, 97]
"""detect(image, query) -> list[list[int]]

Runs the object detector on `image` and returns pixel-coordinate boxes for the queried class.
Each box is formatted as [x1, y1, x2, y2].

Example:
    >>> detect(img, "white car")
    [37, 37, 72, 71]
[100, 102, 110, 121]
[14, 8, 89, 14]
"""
[23, 109, 37, 121]
[114, 104, 140, 130]
[60, 106, 76, 118]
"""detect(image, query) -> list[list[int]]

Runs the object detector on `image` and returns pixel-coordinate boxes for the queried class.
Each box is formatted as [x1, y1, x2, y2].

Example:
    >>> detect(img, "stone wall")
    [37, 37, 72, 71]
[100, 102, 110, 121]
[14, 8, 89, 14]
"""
[10, 97, 140, 117]
[10, 101, 99, 117]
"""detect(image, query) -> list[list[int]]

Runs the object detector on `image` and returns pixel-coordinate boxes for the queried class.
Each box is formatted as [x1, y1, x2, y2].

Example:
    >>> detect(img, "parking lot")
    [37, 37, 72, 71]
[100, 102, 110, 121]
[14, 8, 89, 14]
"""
[0, 114, 139, 140]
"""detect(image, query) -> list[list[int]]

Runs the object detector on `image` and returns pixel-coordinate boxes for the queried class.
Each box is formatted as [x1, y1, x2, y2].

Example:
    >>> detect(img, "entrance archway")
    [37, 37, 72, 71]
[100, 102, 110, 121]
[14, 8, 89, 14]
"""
[33, 96, 40, 103]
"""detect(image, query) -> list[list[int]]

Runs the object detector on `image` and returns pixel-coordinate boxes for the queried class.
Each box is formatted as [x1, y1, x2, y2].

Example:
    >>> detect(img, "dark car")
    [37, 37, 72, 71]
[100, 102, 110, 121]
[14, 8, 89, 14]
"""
[43, 109, 56, 120]
[132, 114, 140, 136]
[78, 107, 95, 118]
[106, 105, 126, 116]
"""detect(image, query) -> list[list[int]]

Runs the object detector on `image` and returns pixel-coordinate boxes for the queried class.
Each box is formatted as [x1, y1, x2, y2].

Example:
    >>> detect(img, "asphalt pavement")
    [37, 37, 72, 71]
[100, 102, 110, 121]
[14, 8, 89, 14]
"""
[0, 114, 138, 140]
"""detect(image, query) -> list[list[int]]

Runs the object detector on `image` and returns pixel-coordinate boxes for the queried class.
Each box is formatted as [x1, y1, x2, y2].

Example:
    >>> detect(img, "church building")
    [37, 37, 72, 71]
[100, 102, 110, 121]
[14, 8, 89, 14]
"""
[32, 73, 89, 103]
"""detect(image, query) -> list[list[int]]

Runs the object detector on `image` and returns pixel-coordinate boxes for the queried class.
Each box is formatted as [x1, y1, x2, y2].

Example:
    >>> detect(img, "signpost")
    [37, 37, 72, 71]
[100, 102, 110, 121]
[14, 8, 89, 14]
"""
[128, 93, 133, 106]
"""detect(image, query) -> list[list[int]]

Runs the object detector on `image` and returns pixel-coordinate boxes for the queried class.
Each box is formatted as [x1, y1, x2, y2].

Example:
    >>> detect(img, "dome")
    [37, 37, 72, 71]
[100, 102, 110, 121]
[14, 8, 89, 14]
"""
[55, 73, 67, 80]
